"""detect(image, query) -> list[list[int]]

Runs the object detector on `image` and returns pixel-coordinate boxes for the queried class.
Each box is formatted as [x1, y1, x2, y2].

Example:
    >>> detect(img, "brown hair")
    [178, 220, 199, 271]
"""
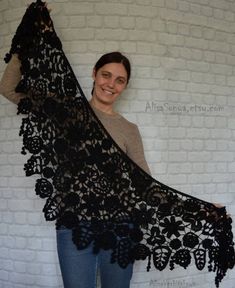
[93, 51, 131, 84]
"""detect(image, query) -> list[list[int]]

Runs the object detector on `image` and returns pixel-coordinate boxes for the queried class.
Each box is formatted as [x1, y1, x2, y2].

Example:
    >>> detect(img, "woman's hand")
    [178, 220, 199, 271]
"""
[27, 1, 52, 32]
[213, 202, 231, 218]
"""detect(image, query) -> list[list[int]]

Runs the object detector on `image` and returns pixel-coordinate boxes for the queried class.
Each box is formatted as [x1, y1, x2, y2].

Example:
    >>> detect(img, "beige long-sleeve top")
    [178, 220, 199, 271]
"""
[0, 54, 151, 175]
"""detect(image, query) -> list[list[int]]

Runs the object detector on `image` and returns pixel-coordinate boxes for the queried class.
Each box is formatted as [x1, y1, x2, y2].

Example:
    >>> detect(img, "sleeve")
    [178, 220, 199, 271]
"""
[126, 124, 151, 175]
[0, 54, 26, 104]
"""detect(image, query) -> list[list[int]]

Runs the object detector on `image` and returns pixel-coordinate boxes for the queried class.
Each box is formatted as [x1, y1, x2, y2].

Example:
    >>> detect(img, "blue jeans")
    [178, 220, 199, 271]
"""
[56, 228, 133, 288]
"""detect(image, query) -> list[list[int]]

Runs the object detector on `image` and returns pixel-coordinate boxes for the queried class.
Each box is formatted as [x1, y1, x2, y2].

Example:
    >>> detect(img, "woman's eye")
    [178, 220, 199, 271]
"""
[117, 79, 125, 85]
[102, 73, 109, 78]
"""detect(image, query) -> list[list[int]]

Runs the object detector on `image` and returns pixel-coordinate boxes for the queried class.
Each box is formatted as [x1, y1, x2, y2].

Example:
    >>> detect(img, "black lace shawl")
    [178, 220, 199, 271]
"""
[4, 1, 234, 286]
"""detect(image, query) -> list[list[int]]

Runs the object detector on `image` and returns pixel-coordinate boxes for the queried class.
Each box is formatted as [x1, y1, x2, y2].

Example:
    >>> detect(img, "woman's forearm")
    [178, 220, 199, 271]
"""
[0, 54, 26, 104]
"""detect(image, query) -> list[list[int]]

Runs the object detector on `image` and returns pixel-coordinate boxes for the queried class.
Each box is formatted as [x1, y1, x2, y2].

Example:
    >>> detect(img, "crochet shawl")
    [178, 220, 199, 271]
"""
[4, 1, 234, 286]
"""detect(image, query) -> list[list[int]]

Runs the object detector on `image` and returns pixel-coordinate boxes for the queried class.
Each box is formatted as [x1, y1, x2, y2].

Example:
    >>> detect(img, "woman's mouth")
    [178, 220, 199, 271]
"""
[103, 89, 114, 95]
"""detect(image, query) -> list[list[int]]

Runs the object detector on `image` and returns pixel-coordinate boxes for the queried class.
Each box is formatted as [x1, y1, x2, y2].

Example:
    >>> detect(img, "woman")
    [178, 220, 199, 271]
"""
[0, 51, 151, 288]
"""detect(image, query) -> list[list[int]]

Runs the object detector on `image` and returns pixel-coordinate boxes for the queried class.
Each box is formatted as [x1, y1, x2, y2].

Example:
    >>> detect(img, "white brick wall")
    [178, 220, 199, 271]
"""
[0, 0, 235, 287]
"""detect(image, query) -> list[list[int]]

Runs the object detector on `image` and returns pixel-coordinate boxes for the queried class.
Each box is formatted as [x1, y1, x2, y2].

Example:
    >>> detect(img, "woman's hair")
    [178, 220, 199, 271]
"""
[94, 51, 131, 84]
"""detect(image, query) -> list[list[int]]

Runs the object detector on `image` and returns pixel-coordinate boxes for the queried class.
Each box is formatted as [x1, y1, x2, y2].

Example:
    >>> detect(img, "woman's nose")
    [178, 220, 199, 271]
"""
[107, 77, 115, 88]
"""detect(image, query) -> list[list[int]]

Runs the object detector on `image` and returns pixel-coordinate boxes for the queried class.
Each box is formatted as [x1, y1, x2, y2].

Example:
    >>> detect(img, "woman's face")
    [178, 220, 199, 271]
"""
[92, 63, 128, 106]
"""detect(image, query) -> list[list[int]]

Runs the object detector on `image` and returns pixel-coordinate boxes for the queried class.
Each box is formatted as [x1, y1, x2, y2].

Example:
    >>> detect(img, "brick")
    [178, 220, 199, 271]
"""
[0, 271, 8, 281]
[136, 17, 151, 30]
[183, 13, 207, 26]
[132, 78, 160, 89]
[27, 239, 42, 250]
[104, 16, 119, 28]
[120, 16, 135, 29]
[205, 140, 217, 150]
[86, 15, 102, 28]
[168, 174, 187, 184]
[178, 1, 189, 12]
[214, 8, 224, 19]
[0, 0, 8, 11]
[4, 8, 25, 21]
[207, 18, 231, 33]
[9, 177, 35, 188]
[166, 115, 179, 127]
[204, 51, 215, 62]
[41, 264, 57, 276]
[168, 151, 187, 162]
[188, 83, 210, 94]
[168, 163, 192, 174]
[190, 25, 202, 38]
[168, 139, 180, 151]
[209, 0, 230, 10]
[211, 128, 231, 139]
[151, 0, 165, 7]
[192, 163, 204, 173]
[95, 3, 128, 15]
[14, 262, 26, 273]
[215, 117, 227, 128]
[135, 67, 151, 78]
[87, 41, 105, 52]
[224, 11, 234, 22]
[42, 239, 55, 251]
[8, 199, 34, 211]
[151, 19, 165, 33]
[136, 0, 152, 5]
[129, 30, 156, 42]
[8, 225, 34, 237]
[69, 16, 85, 28]
[61, 28, 94, 41]
[227, 54, 235, 65]
[34, 226, 55, 238]
[209, 41, 230, 53]
[36, 251, 57, 264]
[216, 163, 227, 172]
[0, 199, 7, 210]
[227, 76, 235, 86]
[0, 117, 12, 129]
[201, 6, 213, 17]
[212, 151, 234, 161]
[104, 41, 120, 52]
[0, 177, 8, 187]
[14, 212, 27, 224]
[9, 272, 35, 285]
[128, 5, 157, 17]
[181, 139, 193, 150]
[151, 44, 167, 56]
[0, 259, 13, 272]
[64, 3, 93, 15]
[2, 211, 13, 223]
[26, 263, 41, 275]
[27, 213, 42, 225]
[158, 33, 184, 46]
[34, 275, 61, 287]
[190, 3, 201, 15]
[96, 29, 128, 41]
[185, 37, 208, 50]
[0, 165, 12, 176]
[188, 173, 212, 183]
[187, 60, 210, 72]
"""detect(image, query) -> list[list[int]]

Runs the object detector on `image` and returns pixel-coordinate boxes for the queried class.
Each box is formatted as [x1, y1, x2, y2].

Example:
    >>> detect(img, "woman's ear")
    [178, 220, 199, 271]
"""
[92, 68, 96, 81]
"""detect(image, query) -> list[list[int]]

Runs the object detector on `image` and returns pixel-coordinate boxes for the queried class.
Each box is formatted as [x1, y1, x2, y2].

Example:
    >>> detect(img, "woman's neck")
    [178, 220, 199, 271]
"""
[89, 98, 117, 116]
